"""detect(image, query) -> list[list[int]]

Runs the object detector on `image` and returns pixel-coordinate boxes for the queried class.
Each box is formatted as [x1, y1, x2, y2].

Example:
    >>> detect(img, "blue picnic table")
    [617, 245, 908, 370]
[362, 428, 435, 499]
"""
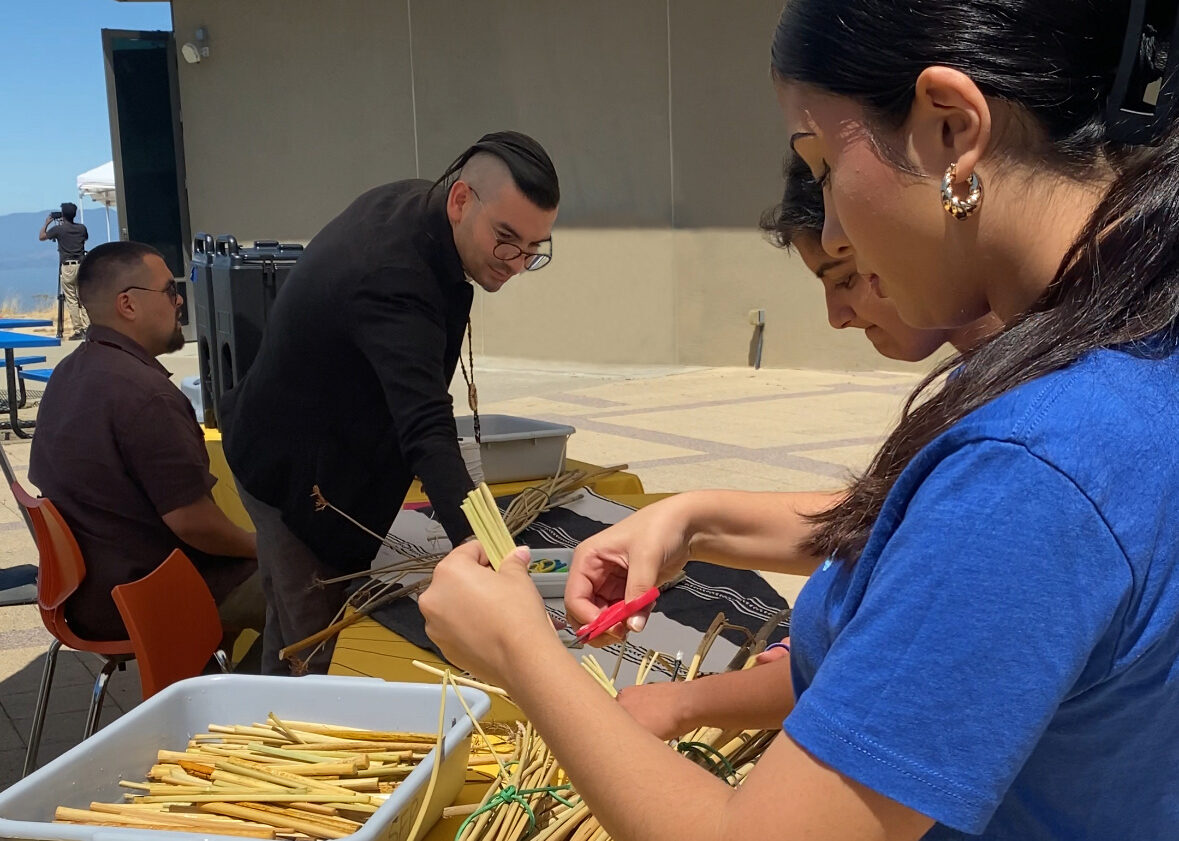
[0, 330, 60, 438]
[0, 318, 53, 330]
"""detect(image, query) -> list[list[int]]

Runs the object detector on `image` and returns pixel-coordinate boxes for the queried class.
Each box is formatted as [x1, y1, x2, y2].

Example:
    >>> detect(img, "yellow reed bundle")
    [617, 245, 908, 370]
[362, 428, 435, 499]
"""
[461, 482, 516, 569]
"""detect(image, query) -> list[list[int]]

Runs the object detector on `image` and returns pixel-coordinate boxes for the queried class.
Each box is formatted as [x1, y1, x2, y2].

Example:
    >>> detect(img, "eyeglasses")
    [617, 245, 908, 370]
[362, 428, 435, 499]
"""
[494, 240, 551, 271]
[468, 186, 553, 271]
[121, 279, 180, 303]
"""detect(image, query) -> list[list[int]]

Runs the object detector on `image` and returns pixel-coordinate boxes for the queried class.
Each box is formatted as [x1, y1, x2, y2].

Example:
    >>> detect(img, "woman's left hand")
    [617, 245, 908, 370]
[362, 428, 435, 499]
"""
[420, 541, 557, 689]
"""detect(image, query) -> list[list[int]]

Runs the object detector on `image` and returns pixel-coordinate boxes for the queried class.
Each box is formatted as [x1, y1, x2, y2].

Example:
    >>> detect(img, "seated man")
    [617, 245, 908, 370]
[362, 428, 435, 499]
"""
[29, 241, 262, 644]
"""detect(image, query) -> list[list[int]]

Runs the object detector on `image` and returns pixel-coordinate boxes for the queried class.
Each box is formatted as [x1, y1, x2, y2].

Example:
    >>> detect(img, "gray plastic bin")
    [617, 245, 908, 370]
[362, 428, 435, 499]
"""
[0, 674, 490, 841]
[454, 414, 575, 483]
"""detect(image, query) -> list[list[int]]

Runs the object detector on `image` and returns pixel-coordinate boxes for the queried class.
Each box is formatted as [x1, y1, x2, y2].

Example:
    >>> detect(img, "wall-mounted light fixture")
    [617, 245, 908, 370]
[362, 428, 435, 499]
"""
[180, 26, 210, 64]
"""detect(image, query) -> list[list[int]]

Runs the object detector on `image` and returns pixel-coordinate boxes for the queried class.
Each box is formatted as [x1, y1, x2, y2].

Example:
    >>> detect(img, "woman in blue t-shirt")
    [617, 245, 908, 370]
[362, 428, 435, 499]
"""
[419, 2, 1179, 839]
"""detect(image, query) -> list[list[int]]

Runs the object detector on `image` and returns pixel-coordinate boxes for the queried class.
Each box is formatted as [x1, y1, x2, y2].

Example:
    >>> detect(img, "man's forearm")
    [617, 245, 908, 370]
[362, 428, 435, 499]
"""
[413, 444, 476, 543]
[163, 498, 257, 558]
[189, 521, 257, 558]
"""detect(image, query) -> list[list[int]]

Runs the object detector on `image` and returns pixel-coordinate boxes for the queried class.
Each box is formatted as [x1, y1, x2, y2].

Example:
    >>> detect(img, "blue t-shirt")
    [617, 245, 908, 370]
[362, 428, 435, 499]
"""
[787, 345, 1179, 839]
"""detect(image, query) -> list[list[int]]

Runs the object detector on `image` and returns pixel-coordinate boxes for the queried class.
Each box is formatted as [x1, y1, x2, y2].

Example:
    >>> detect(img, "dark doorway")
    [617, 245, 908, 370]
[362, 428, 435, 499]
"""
[101, 29, 190, 301]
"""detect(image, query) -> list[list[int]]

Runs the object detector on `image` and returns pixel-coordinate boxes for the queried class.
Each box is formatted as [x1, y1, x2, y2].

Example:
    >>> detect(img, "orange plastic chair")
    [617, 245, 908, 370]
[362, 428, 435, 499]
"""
[12, 481, 135, 777]
[112, 548, 229, 701]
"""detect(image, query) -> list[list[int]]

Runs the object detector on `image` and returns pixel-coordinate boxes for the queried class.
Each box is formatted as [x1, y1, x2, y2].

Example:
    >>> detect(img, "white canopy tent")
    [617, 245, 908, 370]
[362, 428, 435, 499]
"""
[75, 161, 117, 241]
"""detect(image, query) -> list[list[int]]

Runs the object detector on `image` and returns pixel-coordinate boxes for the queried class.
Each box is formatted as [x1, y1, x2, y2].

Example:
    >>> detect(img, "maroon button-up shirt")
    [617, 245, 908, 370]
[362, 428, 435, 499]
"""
[29, 325, 254, 640]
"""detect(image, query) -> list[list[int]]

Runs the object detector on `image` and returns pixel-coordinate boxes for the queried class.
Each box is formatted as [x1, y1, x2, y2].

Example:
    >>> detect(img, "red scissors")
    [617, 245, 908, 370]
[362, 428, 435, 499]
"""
[574, 586, 661, 644]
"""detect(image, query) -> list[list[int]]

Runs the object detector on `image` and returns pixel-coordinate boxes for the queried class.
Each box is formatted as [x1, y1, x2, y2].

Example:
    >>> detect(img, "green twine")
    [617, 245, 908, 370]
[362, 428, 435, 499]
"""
[676, 740, 739, 785]
[454, 783, 575, 839]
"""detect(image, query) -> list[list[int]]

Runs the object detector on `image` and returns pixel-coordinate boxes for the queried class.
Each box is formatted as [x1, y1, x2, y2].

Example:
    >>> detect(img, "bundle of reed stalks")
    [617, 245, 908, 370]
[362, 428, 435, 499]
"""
[462, 482, 515, 570]
[283, 464, 627, 668]
[452, 612, 780, 841]
[53, 713, 514, 840]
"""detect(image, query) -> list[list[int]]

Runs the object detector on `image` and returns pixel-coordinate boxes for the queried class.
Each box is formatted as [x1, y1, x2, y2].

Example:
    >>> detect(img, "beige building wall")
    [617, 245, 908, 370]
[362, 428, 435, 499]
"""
[171, 0, 418, 238]
[169, 0, 920, 372]
[474, 229, 909, 372]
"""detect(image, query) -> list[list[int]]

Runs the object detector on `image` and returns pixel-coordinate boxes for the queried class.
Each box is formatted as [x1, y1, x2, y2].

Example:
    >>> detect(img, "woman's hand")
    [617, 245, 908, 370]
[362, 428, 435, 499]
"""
[565, 495, 699, 643]
[420, 541, 559, 689]
[754, 641, 790, 665]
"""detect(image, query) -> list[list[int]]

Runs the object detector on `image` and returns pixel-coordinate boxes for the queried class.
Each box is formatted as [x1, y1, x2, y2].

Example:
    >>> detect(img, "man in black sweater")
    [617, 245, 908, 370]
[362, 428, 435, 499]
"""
[220, 131, 560, 674]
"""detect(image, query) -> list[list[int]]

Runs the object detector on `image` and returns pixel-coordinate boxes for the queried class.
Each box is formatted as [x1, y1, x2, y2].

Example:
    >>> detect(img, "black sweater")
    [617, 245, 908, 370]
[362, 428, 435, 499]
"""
[220, 180, 476, 571]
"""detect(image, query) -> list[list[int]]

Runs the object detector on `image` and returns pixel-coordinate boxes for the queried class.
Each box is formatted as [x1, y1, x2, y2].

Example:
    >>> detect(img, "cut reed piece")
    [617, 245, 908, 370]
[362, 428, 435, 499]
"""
[579, 655, 619, 698]
[267, 712, 307, 744]
[684, 612, 728, 682]
[55, 806, 276, 837]
[87, 802, 278, 834]
[203, 803, 354, 839]
[411, 660, 512, 698]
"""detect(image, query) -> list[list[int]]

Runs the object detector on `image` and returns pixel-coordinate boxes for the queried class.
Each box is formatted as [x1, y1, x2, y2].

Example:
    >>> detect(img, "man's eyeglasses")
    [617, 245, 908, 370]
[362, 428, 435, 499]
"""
[121, 279, 180, 303]
[494, 240, 551, 271]
[468, 186, 552, 271]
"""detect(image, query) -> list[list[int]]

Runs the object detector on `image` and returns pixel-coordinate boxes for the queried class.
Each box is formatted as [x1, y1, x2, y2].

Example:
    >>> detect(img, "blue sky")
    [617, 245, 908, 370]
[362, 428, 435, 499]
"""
[0, 1, 172, 216]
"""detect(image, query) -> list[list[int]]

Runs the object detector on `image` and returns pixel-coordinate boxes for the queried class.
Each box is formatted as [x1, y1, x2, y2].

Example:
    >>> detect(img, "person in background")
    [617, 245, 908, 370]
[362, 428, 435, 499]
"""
[764, 155, 1002, 361]
[219, 131, 560, 675]
[419, 1, 1179, 838]
[29, 241, 263, 648]
[39, 202, 89, 339]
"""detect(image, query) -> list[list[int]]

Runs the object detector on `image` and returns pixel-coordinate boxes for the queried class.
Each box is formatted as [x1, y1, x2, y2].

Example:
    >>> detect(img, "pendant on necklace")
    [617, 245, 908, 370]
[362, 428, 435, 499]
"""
[467, 383, 478, 412]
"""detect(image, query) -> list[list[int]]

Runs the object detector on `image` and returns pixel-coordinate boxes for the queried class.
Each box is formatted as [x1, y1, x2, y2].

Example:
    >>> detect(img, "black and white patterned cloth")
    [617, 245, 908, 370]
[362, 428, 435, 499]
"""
[366, 489, 791, 685]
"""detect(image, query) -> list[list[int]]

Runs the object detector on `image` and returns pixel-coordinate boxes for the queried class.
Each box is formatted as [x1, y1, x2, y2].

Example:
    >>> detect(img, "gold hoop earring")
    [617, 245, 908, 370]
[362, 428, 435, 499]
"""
[941, 162, 983, 220]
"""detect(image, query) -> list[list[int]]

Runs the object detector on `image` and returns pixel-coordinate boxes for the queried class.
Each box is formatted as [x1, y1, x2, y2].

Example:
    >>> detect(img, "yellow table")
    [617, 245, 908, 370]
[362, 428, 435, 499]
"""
[204, 427, 645, 532]
[405, 459, 644, 503]
[327, 491, 669, 840]
[204, 429, 255, 531]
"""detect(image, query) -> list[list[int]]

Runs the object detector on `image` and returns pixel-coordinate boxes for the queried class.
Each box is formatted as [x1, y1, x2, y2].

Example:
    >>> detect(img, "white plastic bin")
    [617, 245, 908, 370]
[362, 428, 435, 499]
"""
[454, 415, 575, 483]
[0, 674, 490, 841]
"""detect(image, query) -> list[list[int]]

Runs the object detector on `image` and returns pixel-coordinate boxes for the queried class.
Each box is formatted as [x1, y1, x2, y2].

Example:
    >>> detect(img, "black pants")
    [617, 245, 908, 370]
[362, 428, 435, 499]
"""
[235, 482, 350, 675]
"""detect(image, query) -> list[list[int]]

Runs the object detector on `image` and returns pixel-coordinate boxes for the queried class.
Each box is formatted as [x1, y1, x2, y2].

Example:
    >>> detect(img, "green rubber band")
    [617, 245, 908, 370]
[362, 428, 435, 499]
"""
[676, 740, 739, 784]
[454, 782, 575, 839]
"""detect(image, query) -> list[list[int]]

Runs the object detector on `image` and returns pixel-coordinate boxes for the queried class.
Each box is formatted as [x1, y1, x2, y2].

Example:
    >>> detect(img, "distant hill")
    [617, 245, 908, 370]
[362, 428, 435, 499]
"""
[0, 209, 114, 312]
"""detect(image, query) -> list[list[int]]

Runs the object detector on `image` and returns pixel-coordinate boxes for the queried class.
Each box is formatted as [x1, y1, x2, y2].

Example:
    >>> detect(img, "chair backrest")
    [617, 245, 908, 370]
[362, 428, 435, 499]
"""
[0, 446, 35, 539]
[12, 481, 134, 656]
[112, 549, 223, 699]
[11, 481, 86, 612]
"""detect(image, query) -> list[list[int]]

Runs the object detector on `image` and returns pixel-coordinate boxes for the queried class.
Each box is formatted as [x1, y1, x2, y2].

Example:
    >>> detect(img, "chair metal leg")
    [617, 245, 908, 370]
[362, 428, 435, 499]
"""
[83, 657, 120, 740]
[22, 638, 62, 778]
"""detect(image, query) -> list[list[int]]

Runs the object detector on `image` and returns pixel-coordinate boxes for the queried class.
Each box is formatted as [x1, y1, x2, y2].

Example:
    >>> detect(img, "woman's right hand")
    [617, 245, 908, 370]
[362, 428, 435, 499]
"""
[564, 493, 699, 642]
